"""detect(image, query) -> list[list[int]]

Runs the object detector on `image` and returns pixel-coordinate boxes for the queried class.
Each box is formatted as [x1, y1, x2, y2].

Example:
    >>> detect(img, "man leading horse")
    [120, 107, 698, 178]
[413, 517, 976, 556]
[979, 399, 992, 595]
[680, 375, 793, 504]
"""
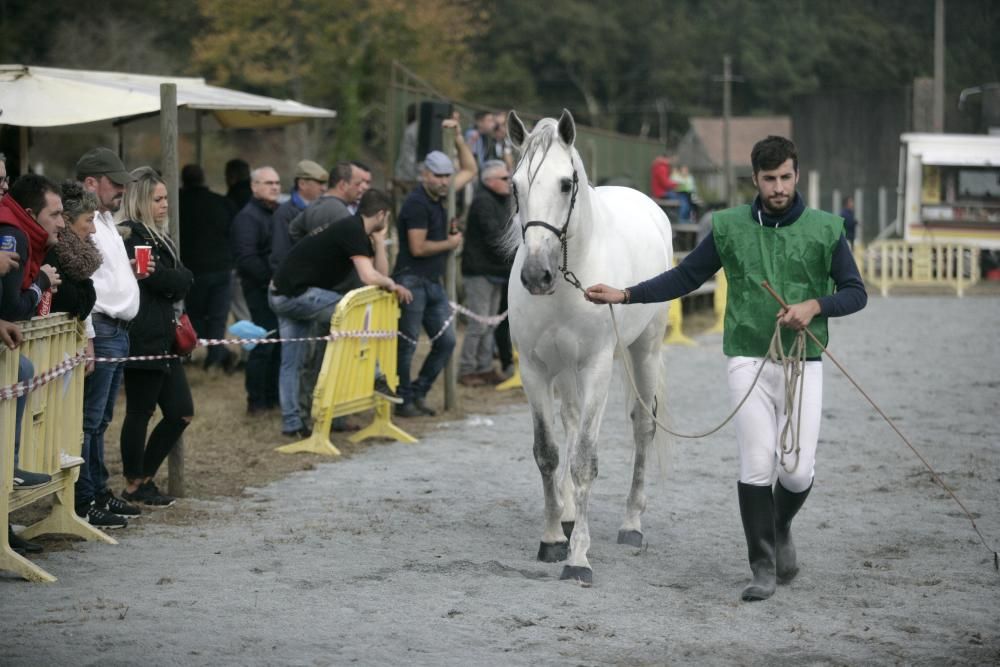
[586, 135, 867, 601]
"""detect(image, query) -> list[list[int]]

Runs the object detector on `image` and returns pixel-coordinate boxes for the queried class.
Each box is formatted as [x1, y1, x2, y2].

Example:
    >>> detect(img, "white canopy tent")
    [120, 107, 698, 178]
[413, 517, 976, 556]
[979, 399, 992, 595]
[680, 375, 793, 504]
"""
[0, 64, 336, 129]
[0, 64, 337, 167]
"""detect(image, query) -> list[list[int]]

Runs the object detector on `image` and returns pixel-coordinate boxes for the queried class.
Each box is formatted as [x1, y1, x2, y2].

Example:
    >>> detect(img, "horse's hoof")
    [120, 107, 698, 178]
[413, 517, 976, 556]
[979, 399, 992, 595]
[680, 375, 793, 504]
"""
[561, 521, 575, 539]
[617, 529, 643, 547]
[537, 541, 569, 563]
[559, 565, 593, 586]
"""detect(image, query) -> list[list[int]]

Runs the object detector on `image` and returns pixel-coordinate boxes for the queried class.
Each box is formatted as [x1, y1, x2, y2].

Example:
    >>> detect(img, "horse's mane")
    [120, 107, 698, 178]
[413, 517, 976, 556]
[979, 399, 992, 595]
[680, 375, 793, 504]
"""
[499, 118, 573, 259]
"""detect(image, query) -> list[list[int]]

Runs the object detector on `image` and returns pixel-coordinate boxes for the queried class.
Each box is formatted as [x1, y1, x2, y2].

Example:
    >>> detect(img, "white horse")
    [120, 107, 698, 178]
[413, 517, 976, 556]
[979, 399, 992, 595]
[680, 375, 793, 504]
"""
[506, 109, 673, 585]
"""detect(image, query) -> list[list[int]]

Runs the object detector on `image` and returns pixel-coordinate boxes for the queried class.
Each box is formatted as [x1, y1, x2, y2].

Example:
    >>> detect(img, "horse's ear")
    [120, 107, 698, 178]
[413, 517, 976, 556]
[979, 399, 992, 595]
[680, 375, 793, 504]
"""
[508, 110, 527, 149]
[557, 109, 576, 146]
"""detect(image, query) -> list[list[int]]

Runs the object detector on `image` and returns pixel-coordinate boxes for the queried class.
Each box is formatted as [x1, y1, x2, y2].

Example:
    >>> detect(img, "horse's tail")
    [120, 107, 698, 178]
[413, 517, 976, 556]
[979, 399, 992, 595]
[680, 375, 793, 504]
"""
[650, 357, 675, 480]
[619, 343, 674, 480]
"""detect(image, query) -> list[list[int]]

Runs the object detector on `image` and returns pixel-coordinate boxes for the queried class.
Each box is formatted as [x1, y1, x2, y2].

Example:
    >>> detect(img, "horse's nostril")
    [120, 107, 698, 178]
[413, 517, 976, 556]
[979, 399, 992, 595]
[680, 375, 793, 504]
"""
[542, 270, 553, 284]
[520, 273, 529, 288]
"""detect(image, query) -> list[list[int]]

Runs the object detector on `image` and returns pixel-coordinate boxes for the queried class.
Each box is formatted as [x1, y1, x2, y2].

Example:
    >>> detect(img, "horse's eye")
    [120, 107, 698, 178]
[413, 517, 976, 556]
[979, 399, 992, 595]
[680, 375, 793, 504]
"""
[560, 178, 572, 193]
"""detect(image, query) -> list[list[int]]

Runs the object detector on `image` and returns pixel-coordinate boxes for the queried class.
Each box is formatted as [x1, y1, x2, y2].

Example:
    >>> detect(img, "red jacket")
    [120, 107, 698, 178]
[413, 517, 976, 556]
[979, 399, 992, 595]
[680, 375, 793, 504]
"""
[0, 193, 49, 289]
[650, 156, 676, 198]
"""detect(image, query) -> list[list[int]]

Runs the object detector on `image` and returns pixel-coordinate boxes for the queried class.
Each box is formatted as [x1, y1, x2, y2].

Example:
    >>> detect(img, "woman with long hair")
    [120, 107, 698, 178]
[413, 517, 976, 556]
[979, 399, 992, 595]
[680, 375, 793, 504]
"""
[117, 166, 194, 507]
[46, 181, 101, 322]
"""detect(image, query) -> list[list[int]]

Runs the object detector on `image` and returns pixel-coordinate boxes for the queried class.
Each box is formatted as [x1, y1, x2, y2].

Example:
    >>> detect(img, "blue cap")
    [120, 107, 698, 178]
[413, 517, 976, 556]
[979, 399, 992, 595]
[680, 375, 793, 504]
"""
[422, 150, 454, 176]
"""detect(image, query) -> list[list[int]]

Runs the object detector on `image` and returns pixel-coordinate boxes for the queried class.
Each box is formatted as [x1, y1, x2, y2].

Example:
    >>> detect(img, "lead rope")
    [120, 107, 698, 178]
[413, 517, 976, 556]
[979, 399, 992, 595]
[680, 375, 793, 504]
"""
[609, 291, 998, 568]
[566, 270, 998, 567]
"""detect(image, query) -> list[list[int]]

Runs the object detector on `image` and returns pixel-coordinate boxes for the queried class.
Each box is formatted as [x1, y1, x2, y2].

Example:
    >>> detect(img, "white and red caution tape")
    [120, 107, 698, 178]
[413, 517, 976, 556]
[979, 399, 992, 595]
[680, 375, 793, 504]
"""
[1, 304, 509, 401]
[0, 329, 396, 402]
[0, 352, 88, 401]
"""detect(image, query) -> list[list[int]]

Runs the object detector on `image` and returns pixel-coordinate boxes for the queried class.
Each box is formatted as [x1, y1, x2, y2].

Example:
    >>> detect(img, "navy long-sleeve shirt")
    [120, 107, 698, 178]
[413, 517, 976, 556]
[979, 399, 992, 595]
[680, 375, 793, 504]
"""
[629, 194, 867, 318]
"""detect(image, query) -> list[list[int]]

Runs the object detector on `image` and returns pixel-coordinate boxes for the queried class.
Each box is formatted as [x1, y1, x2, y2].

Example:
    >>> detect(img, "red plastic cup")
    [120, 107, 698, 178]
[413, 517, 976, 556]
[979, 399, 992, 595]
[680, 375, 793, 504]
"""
[134, 245, 152, 276]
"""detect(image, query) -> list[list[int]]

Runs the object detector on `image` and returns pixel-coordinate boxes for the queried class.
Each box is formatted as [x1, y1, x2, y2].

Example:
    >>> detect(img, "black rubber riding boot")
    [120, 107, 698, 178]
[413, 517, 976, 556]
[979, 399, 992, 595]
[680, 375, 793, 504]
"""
[774, 480, 812, 584]
[737, 481, 776, 602]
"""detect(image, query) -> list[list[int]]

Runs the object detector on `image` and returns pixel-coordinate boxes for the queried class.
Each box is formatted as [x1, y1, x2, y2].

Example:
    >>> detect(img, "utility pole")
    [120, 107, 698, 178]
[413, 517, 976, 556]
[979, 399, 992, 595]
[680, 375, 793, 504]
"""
[933, 0, 945, 132]
[714, 55, 742, 206]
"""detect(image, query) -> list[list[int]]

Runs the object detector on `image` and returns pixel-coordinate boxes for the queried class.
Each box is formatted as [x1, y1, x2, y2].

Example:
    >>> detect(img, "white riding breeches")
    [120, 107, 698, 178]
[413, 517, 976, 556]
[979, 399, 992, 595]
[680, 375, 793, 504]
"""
[727, 356, 822, 493]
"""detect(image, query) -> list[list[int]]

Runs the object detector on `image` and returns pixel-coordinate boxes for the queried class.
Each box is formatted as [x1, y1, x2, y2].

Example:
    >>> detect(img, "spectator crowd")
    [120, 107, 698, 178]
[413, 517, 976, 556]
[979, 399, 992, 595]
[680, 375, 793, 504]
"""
[1, 108, 520, 559]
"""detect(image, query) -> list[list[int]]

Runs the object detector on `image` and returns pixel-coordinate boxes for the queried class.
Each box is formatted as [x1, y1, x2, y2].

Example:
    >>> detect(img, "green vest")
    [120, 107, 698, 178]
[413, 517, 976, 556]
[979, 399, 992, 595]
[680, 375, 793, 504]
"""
[713, 205, 843, 358]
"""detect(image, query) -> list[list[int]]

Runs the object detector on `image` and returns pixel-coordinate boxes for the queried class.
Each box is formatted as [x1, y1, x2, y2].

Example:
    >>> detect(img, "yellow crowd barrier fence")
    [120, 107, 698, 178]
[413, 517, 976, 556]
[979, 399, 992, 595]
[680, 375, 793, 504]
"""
[858, 241, 980, 297]
[277, 286, 415, 457]
[1, 314, 113, 583]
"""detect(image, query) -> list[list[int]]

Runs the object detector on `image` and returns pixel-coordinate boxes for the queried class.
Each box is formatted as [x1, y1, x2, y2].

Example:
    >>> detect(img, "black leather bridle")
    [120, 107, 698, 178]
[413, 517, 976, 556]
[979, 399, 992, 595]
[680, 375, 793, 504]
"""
[514, 169, 583, 291]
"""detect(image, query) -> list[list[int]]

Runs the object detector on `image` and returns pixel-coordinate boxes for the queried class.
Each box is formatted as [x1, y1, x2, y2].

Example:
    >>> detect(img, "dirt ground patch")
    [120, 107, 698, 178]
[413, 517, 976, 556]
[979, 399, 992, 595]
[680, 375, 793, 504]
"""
[2, 296, 997, 665]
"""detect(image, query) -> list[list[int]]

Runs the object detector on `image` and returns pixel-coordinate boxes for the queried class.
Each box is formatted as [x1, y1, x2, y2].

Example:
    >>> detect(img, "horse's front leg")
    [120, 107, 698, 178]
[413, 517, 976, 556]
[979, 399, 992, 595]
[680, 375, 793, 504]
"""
[556, 372, 580, 539]
[523, 365, 568, 563]
[560, 357, 614, 586]
[619, 316, 666, 547]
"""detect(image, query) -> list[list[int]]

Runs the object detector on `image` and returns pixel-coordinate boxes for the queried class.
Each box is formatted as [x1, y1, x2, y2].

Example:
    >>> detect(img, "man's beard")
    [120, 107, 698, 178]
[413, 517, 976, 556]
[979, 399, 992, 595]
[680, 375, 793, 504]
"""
[763, 194, 790, 214]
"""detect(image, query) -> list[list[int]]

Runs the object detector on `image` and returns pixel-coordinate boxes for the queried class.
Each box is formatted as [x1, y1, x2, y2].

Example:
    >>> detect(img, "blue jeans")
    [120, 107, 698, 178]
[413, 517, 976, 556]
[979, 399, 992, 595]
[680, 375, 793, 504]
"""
[269, 287, 343, 432]
[395, 275, 456, 404]
[13, 355, 33, 468]
[665, 191, 692, 222]
[76, 317, 129, 507]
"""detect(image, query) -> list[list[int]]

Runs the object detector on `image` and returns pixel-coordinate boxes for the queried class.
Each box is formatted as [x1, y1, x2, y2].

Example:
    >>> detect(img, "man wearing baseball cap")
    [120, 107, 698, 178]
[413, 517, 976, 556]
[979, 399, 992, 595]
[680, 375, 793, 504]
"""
[269, 159, 329, 274]
[392, 115, 477, 418]
[74, 147, 144, 529]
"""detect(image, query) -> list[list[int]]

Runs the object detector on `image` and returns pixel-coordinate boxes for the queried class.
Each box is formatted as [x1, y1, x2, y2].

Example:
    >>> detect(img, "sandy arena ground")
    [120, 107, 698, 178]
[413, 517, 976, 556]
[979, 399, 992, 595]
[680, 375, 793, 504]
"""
[2, 295, 998, 665]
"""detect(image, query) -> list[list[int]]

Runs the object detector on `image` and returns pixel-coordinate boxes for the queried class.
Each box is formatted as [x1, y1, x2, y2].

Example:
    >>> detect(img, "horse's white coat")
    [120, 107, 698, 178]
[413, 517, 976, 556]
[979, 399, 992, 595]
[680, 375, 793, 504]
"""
[507, 111, 673, 581]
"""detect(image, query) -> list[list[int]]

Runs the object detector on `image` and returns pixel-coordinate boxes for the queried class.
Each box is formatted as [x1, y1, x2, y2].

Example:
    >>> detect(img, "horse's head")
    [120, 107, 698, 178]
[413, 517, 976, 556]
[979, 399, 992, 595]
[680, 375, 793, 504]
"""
[508, 108, 582, 296]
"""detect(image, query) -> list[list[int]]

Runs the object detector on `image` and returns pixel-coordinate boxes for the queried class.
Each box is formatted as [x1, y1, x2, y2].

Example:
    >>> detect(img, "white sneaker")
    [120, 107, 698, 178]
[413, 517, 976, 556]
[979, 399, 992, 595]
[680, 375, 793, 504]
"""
[60, 451, 85, 469]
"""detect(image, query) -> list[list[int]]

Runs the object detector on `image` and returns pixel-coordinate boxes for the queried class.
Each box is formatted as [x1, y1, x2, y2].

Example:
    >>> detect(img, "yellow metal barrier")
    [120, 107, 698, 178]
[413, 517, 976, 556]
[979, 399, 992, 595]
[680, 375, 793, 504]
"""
[861, 241, 980, 297]
[277, 286, 415, 456]
[663, 298, 697, 346]
[1, 314, 114, 583]
[495, 349, 522, 392]
[708, 269, 726, 334]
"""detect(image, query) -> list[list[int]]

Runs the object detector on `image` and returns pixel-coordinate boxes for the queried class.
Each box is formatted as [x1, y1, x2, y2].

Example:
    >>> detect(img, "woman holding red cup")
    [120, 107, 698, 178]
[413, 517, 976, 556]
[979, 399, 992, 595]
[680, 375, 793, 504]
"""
[117, 166, 194, 507]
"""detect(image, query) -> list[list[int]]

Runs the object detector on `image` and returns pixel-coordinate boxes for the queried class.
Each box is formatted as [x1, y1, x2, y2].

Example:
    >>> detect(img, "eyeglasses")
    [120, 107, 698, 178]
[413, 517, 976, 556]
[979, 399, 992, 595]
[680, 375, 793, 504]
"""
[255, 180, 281, 186]
[0, 176, 9, 185]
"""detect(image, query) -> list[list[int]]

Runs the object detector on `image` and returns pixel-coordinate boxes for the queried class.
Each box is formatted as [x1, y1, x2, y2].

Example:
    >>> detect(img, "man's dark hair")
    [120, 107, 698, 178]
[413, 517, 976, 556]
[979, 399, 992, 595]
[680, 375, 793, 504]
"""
[329, 161, 354, 188]
[181, 164, 205, 188]
[751, 136, 798, 174]
[351, 160, 371, 174]
[225, 158, 250, 185]
[9, 173, 60, 216]
[474, 110, 492, 122]
[357, 188, 392, 217]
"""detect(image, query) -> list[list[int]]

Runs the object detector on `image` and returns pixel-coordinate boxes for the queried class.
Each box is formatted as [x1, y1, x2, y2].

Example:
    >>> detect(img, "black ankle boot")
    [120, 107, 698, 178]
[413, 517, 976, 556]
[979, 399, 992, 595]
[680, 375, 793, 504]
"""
[8, 526, 43, 555]
[737, 481, 776, 602]
[774, 480, 812, 583]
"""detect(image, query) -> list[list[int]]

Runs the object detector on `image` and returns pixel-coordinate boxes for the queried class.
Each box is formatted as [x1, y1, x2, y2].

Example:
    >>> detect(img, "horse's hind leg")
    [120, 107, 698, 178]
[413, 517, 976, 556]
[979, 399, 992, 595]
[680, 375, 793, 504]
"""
[619, 318, 665, 548]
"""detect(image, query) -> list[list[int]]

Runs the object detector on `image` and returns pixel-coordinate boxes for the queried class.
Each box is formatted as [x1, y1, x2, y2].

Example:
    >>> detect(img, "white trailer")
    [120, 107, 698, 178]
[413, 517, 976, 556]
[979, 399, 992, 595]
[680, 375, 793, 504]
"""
[900, 132, 1000, 249]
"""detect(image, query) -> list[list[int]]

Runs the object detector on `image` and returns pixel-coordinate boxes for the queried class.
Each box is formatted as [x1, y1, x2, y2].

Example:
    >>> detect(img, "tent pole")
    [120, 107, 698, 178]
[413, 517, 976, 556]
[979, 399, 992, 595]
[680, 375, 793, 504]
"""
[19, 126, 28, 174]
[160, 83, 185, 498]
[195, 110, 203, 166]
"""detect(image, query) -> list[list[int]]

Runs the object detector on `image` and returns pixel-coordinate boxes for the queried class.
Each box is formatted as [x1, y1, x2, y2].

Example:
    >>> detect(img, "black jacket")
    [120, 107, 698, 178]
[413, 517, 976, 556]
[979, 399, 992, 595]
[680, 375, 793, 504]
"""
[461, 187, 513, 278]
[179, 185, 236, 274]
[120, 221, 194, 369]
[43, 246, 97, 321]
[231, 198, 276, 290]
